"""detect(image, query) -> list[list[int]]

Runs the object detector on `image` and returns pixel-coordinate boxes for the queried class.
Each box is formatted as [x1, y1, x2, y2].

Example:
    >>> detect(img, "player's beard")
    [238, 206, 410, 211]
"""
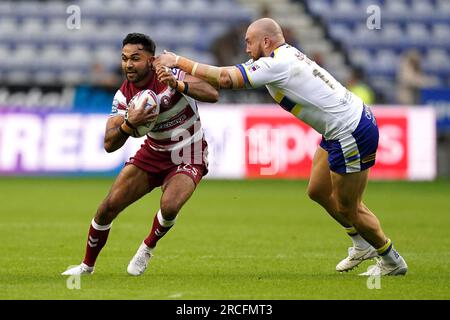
[251, 44, 265, 61]
[125, 63, 150, 83]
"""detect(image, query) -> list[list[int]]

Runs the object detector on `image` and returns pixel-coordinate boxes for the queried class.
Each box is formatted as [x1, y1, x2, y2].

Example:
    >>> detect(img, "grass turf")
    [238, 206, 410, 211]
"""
[0, 178, 449, 299]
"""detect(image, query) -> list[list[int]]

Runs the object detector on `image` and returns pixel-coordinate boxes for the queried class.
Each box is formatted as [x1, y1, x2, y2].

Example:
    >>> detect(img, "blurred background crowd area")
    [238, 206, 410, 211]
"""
[0, 0, 449, 103]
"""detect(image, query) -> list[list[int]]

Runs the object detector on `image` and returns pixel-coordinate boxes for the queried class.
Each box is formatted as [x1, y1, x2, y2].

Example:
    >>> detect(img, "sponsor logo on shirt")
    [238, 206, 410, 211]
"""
[249, 64, 260, 72]
[176, 164, 199, 177]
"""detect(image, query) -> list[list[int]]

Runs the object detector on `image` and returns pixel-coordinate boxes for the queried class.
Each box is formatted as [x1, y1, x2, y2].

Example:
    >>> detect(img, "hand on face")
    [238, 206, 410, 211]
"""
[153, 50, 178, 69]
[155, 65, 177, 88]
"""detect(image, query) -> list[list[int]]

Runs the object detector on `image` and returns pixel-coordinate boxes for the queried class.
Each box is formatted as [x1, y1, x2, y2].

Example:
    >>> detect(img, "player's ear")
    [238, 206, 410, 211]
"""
[148, 56, 155, 70]
[263, 36, 270, 49]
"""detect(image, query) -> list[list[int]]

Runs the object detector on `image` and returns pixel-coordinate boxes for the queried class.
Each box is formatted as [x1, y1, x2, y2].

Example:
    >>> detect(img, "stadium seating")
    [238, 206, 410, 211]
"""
[305, 0, 450, 102]
[2, 0, 449, 103]
[0, 0, 254, 85]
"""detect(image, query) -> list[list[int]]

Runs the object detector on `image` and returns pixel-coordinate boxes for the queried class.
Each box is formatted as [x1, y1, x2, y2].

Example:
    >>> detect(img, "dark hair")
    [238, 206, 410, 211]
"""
[122, 33, 156, 55]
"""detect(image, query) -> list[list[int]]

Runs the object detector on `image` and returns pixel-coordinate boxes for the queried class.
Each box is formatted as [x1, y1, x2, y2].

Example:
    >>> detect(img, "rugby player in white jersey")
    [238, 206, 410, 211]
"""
[156, 18, 407, 276]
[62, 33, 218, 276]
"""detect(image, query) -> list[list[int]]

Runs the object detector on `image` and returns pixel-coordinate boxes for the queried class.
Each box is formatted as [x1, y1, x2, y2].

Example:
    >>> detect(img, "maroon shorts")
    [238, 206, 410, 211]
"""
[126, 139, 209, 191]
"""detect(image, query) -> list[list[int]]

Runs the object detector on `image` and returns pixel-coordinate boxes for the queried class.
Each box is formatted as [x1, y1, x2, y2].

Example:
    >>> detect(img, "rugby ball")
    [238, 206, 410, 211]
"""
[126, 89, 159, 137]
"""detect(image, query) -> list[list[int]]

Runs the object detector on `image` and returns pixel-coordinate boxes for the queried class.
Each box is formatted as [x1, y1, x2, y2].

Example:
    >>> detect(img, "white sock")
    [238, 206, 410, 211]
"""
[141, 241, 154, 253]
[157, 209, 176, 227]
[345, 226, 370, 249]
[377, 239, 401, 265]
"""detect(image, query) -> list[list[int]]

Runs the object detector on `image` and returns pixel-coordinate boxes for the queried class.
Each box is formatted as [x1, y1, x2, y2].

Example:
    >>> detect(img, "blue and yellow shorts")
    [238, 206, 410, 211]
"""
[320, 105, 379, 174]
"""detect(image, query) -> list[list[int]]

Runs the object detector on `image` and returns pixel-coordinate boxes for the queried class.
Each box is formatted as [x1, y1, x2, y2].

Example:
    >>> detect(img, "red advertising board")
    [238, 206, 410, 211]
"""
[370, 114, 408, 179]
[245, 108, 319, 178]
[244, 107, 411, 179]
[0, 106, 435, 180]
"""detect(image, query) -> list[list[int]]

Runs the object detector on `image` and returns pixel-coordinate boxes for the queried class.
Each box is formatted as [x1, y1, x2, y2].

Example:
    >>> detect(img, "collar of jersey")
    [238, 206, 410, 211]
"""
[270, 43, 288, 58]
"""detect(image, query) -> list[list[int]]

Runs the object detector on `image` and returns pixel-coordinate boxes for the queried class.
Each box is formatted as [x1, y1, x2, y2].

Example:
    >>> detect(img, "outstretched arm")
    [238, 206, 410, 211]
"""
[182, 73, 219, 102]
[155, 51, 245, 90]
[155, 65, 219, 102]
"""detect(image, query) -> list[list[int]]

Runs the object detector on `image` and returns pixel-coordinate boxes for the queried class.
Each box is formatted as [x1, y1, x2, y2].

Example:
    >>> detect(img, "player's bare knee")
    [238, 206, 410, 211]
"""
[307, 187, 325, 203]
[95, 208, 115, 225]
[160, 199, 181, 220]
[160, 208, 179, 221]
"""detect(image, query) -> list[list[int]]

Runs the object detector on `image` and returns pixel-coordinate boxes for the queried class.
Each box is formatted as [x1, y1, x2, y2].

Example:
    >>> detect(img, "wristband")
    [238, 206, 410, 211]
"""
[120, 122, 134, 136]
[191, 62, 198, 76]
[183, 81, 189, 94]
[119, 125, 130, 137]
[125, 119, 136, 129]
[177, 80, 185, 93]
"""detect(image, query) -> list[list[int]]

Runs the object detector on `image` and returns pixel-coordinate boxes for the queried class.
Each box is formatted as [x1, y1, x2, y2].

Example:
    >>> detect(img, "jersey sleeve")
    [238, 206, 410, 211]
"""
[236, 58, 287, 88]
[110, 89, 127, 117]
[172, 67, 185, 81]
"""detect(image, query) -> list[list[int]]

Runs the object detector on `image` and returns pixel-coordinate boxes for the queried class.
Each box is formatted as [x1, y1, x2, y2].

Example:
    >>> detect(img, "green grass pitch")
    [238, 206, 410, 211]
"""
[1, 177, 449, 299]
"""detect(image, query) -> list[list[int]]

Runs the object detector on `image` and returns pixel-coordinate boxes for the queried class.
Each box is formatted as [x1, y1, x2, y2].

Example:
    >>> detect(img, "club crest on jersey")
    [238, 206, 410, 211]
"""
[160, 95, 171, 110]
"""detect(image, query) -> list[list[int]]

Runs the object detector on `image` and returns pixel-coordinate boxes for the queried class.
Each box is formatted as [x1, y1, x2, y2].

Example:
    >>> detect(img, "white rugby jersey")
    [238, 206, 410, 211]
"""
[111, 68, 203, 151]
[236, 44, 364, 140]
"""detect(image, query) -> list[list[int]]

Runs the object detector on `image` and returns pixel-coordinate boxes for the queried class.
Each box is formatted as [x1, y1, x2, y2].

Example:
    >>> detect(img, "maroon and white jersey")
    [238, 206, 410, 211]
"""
[111, 68, 204, 151]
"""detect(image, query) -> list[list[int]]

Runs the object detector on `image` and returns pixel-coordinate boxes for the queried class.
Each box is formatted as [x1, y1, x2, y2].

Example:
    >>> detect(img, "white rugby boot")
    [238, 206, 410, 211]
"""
[336, 246, 378, 272]
[127, 242, 153, 276]
[359, 250, 408, 276]
[61, 263, 94, 275]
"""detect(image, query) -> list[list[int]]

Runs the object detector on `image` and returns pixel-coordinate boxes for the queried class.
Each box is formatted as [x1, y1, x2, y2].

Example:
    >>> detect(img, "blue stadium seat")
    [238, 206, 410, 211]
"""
[412, 0, 436, 16]
[406, 23, 431, 43]
[348, 48, 372, 67]
[6, 70, 31, 84]
[437, 0, 450, 13]
[424, 49, 450, 72]
[433, 24, 450, 44]
[381, 23, 404, 44]
[60, 70, 86, 84]
[0, 2, 13, 16]
[43, 0, 68, 15]
[39, 45, 66, 70]
[0, 18, 18, 42]
[375, 49, 399, 72]
[308, 0, 331, 16]
[11, 45, 37, 70]
[328, 23, 353, 43]
[34, 70, 59, 85]
[384, 0, 408, 16]
[334, 0, 356, 14]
